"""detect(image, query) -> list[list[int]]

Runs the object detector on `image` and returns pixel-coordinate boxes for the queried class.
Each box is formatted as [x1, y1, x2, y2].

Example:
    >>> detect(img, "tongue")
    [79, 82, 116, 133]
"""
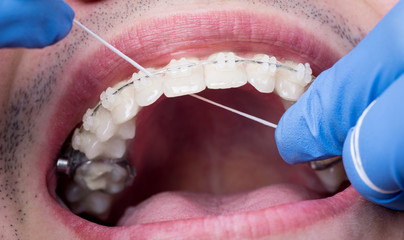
[117, 184, 323, 226]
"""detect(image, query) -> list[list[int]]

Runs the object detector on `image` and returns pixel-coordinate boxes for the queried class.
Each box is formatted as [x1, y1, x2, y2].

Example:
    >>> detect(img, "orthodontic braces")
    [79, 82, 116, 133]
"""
[56, 56, 313, 195]
[88, 58, 311, 116]
[59, 21, 346, 218]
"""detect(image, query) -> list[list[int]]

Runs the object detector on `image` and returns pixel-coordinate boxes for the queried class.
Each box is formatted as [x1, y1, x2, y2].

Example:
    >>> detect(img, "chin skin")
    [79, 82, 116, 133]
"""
[0, 0, 401, 239]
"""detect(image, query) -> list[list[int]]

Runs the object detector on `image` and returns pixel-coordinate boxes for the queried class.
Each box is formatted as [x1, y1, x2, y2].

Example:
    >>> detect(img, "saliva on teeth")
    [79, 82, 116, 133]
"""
[56, 51, 338, 219]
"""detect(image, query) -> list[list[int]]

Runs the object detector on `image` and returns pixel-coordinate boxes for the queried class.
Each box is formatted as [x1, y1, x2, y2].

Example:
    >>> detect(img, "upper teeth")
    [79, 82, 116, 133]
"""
[205, 52, 248, 89]
[62, 52, 328, 219]
[164, 57, 206, 97]
[246, 54, 277, 93]
[72, 51, 314, 161]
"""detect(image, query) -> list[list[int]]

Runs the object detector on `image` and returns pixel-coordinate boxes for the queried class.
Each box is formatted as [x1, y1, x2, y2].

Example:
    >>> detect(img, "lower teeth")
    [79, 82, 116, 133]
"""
[310, 157, 349, 193]
[55, 51, 347, 224]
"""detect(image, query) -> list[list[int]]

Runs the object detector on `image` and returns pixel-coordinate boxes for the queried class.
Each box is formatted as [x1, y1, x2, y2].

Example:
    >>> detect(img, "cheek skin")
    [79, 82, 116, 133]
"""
[0, 50, 23, 112]
[0, 46, 76, 239]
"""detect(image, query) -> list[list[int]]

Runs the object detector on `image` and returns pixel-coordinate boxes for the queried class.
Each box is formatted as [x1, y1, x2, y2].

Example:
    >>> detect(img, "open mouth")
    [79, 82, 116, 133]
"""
[44, 9, 357, 239]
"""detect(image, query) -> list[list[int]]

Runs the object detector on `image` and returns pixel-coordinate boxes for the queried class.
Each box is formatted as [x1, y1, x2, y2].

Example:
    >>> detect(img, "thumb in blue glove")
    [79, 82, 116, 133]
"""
[0, 0, 75, 48]
[275, 1, 404, 210]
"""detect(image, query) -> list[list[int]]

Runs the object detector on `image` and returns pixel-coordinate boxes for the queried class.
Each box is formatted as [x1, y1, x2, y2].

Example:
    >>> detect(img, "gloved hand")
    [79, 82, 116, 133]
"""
[275, 1, 404, 210]
[0, 0, 75, 48]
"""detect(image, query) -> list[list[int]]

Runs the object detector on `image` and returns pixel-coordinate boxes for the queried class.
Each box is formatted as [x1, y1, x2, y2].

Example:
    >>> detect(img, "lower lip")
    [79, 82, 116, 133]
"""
[46, 186, 358, 239]
[43, 9, 351, 239]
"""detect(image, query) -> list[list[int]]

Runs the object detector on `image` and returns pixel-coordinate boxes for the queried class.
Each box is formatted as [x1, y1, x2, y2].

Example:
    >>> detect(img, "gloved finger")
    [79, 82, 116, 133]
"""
[26, 0, 75, 48]
[275, 1, 404, 164]
[342, 74, 404, 210]
[0, 0, 75, 48]
[46, 0, 75, 45]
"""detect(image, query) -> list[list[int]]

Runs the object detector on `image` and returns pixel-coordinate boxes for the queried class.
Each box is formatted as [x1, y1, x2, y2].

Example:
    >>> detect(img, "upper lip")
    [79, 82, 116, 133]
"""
[42, 8, 356, 238]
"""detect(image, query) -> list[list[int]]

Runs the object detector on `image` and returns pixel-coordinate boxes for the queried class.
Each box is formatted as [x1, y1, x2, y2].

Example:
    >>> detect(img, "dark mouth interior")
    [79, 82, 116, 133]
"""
[55, 87, 331, 226]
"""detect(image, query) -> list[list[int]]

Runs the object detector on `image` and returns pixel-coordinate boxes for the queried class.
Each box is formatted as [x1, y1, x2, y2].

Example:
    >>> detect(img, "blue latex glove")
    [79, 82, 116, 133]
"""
[275, 1, 404, 210]
[0, 0, 75, 48]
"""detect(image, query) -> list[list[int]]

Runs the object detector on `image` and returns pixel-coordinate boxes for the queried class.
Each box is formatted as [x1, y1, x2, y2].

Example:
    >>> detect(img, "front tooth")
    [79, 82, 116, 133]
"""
[313, 159, 348, 193]
[246, 54, 277, 93]
[205, 52, 247, 89]
[133, 69, 164, 106]
[83, 107, 117, 142]
[163, 57, 205, 97]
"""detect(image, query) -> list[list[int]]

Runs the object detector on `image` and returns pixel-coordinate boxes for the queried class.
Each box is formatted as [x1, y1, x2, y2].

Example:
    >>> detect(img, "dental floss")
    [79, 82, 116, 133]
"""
[73, 19, 152, 76]
[190, 94, 277, 129]
[73, 19, 278, 129]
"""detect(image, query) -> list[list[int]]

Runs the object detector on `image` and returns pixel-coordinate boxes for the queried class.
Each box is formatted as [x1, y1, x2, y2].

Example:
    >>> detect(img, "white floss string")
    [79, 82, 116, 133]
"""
[190, 94, 277, 128]
[73, 19, 278, 129]
[73, 19, 152, 76]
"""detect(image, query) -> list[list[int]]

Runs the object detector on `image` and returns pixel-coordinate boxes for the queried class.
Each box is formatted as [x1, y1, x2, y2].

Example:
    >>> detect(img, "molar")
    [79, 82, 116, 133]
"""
[72, 129, 126, 160]
[74, 161, 128, 194]
[246, 54, 277, 93]
[163, 57, 205, 97]
[65, 182, 87, 203]
[83, 191, 113, 215]
[98, 137, 126, 159]
[67, 189, 113, 217]
[205, 52, 247, 89]
[66, 181, 113, 217]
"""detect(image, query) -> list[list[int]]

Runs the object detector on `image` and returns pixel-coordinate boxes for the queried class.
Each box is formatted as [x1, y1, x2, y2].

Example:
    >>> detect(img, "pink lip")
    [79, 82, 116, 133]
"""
[42, 9, 358, 239]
